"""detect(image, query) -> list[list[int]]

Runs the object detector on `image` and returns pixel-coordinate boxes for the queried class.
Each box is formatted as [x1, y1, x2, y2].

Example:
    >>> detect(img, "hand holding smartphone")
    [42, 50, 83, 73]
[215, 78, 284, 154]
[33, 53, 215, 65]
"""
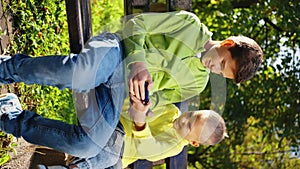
[129, 82, 150, 105]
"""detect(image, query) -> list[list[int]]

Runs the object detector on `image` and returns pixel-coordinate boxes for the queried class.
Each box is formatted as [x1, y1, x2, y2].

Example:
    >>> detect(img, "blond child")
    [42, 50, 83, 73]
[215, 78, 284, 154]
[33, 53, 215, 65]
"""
[120, 95, 227, 168]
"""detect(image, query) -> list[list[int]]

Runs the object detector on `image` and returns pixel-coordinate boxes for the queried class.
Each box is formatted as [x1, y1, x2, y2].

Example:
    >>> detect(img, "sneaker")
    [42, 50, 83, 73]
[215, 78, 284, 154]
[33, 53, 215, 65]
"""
[37, 164, 70, 169]
[0, 55, 11, 64]
[0, 93, 22, 120]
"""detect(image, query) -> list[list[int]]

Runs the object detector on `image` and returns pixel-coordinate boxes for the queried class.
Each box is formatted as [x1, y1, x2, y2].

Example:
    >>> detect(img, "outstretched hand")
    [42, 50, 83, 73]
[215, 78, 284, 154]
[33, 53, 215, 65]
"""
[128, 62, 153, 100]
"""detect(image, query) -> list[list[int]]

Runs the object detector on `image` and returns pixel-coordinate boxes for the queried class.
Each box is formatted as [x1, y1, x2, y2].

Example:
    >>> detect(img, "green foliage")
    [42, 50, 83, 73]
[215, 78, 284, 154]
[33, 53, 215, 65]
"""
[189, 0, 300, 168]
[91, 0, 124, 34]
[17, 83, 76, 124]
[153, 163, 166, 169]
[0, 131, 17, 165]
[7, 0, 70, 55]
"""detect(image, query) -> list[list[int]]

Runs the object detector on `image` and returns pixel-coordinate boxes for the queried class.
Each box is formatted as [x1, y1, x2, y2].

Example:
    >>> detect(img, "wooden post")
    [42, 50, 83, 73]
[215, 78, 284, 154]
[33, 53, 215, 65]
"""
[165, 146, 188, 169]
[80, 0, 92, 44]
[125, 0, 133, 16]
[65, 0, 92, 54]
[167, 0, 192, 11]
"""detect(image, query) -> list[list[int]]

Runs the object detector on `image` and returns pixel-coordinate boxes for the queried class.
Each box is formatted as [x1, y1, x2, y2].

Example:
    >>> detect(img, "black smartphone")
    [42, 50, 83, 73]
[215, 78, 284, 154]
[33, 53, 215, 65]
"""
[143, 82, 149, 104]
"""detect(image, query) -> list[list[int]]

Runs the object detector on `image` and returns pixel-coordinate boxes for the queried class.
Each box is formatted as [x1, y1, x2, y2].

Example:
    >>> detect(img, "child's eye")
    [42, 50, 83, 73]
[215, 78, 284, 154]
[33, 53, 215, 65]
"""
[188, 122, 191, 130]
[221, 60, 225, 70]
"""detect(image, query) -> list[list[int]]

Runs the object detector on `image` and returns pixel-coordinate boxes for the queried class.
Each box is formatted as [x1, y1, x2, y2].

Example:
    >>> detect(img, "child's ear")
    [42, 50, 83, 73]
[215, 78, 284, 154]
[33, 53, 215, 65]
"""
[221, 39, 236, 47]
[189, 140, 200, 147]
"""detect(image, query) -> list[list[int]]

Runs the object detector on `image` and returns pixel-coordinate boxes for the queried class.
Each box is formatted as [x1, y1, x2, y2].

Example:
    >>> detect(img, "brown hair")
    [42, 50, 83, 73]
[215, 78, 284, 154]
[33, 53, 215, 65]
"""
[228, 36, 264, 83]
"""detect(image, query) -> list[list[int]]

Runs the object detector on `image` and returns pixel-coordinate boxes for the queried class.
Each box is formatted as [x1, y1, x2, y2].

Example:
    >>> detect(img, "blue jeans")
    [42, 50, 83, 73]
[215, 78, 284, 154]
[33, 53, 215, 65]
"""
[0, 32, 125, 168]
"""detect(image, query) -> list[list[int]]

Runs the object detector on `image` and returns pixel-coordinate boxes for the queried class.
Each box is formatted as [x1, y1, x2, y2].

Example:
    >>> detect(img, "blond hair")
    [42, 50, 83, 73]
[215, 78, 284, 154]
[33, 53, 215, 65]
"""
[198, 110, 227, 145]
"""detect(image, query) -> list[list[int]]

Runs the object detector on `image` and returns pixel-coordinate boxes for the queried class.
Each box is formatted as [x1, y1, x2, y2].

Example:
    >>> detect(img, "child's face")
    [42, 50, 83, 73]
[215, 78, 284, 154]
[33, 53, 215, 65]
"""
[173, 111, 205, 146]
[201, 44, 236, 79]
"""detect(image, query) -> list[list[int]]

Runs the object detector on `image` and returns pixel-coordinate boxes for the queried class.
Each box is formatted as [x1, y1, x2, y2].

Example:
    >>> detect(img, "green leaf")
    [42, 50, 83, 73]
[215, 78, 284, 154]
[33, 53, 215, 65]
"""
[0, 154, 10, 165]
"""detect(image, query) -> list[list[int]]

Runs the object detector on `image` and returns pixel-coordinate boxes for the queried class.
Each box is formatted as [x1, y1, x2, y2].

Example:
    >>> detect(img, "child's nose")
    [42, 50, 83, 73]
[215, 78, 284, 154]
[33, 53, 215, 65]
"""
[212, 64, 222, 74]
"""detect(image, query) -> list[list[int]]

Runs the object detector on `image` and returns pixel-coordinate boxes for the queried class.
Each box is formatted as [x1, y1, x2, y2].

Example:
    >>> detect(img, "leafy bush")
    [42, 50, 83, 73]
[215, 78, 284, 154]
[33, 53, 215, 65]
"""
[91, 0, 124, 34]
[0, 132, 16, 165]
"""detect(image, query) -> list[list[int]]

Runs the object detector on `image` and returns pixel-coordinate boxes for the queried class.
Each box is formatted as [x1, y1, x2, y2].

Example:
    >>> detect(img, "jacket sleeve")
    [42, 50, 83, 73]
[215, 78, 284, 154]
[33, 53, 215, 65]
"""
[129, 105, 188, 161]
[131, 123, 187, 161]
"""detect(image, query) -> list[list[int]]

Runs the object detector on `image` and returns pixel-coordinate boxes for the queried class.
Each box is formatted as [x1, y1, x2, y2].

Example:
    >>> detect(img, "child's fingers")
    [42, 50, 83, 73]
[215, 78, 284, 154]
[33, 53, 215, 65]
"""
[134, 81, 140, 99]
[129, 93, 140, 102]
[146, 109, 153, 117]
[147, 79, 153, 90]
[128, 79, 135, 95]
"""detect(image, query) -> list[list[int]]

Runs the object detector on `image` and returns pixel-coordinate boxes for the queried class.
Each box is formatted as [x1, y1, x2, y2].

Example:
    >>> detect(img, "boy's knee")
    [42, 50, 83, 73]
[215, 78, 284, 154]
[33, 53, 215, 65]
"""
[68, 136, 102, 158]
